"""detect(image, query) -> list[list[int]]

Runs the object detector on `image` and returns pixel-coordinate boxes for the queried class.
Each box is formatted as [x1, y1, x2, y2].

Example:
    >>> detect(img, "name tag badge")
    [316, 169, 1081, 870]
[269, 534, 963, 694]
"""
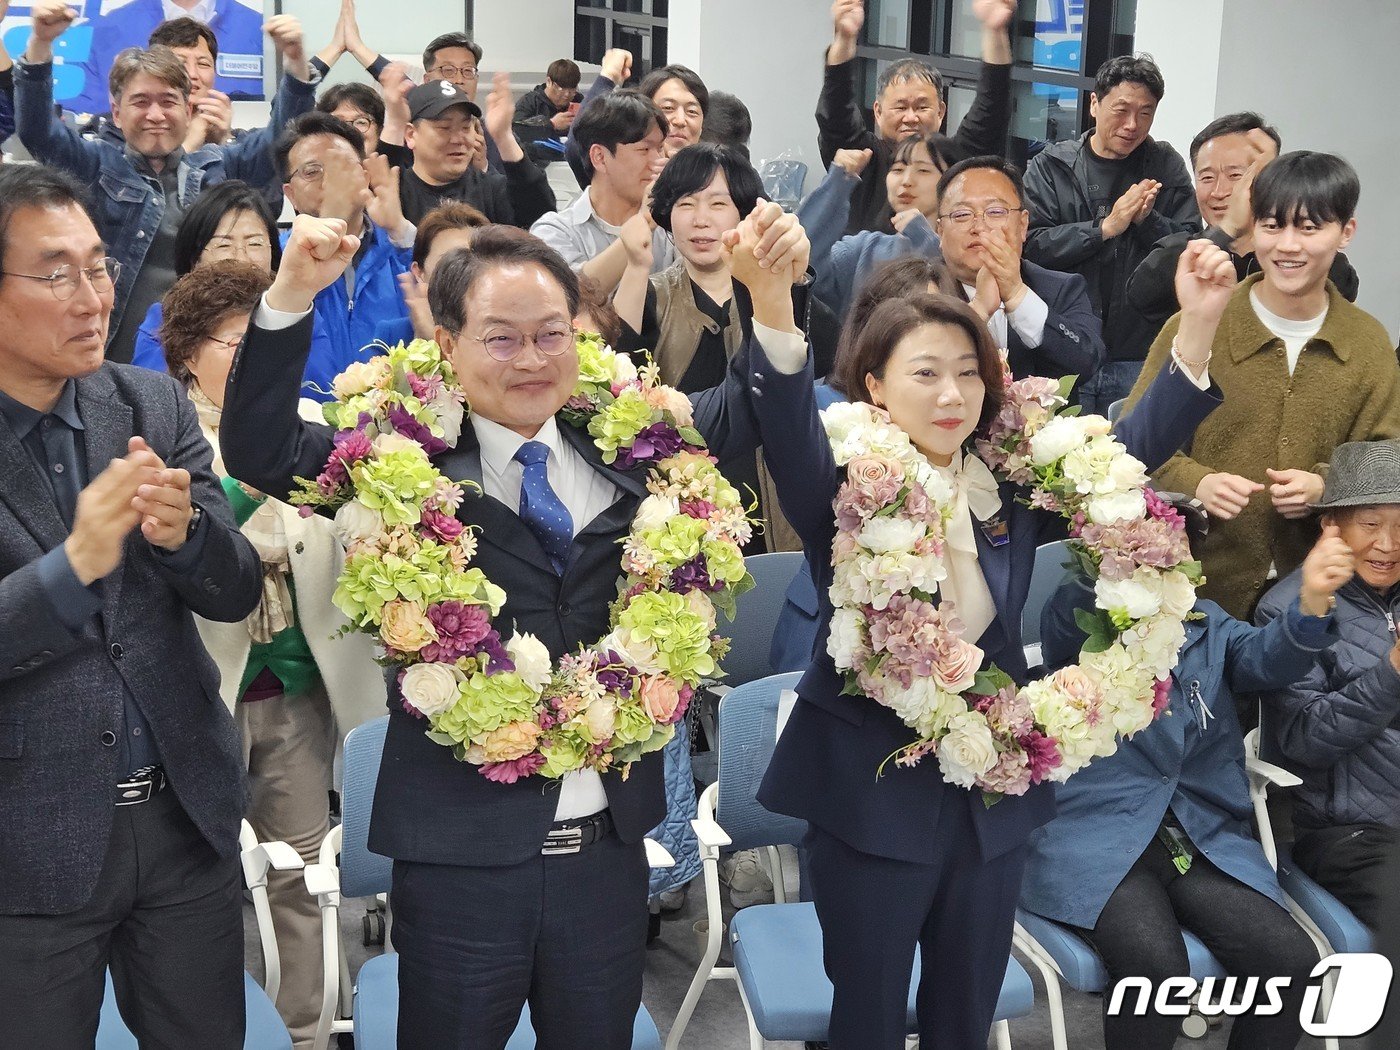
[217, 54, 263, 79]
[979, 513, 1010, 547]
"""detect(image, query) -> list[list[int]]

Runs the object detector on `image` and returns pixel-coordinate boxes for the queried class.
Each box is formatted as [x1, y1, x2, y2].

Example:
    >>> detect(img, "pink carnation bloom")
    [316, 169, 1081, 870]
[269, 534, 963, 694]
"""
[680, 499, 716, 519]
[479, 752, 547, 783]
[1152, 677, 1172, 717]
[421, 602, 492, 662]
[1020, 730, 1062, 782]
[420, 508, 465, 543]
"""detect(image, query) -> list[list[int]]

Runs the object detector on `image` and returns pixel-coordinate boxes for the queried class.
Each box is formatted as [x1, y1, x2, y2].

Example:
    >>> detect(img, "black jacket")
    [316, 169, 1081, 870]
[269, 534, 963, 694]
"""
[396, 159, 556, 229]
[816, 59, 1011, 236]
[1127, 224, 1361, 325]
[222, 312, 765, 867]
[1023, 132, 1201, 362]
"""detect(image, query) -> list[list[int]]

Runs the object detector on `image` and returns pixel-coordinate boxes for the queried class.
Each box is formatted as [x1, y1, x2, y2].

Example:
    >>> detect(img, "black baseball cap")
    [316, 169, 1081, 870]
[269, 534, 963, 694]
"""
[408, 80, 483, 122]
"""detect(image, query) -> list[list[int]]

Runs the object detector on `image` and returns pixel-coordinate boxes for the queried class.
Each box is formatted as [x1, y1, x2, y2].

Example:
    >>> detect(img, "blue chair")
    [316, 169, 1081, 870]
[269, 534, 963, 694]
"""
[97, 970, 291, 1050]
[694, 550, 805, 786]
[304, 717, 666, 1050]
[1021, 540, 1073, 671]
[97, 819, 301, 1049]
[1013, 908, 1226, 1050]
[667, 673, 1035, 1049]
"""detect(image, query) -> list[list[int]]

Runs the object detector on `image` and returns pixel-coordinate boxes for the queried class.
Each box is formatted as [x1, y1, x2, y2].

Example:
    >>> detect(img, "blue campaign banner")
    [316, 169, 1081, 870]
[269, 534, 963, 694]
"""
[1, 0, 266, 116]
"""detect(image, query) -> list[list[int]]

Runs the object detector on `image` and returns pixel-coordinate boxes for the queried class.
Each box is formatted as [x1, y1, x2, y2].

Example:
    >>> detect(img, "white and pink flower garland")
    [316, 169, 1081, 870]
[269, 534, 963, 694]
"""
[290, 334, 755, 783]
[822, 373, 1202, 799]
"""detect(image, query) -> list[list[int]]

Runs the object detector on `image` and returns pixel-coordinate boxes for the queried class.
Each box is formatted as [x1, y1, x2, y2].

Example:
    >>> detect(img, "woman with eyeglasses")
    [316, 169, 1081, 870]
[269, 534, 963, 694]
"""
[129, 181, 281, 373]
[159, 259, 386, 1048]
[798, 132, 952, 322]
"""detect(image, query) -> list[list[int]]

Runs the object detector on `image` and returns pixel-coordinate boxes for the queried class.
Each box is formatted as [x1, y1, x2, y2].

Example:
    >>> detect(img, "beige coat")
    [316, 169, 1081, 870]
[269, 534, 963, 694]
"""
[195, 403, 386, 739]
[1125, 275, 1400, 617]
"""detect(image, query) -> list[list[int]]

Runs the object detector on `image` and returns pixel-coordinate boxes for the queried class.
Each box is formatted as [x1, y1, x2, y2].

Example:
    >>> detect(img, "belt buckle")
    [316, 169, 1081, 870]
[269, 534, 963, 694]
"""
[116, 778, 154, 806]
[542, 827, 585, 855]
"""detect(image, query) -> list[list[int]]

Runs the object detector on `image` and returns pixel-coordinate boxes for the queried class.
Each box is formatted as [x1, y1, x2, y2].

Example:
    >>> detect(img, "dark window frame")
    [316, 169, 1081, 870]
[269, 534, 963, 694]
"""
[573, 2, 670, 79]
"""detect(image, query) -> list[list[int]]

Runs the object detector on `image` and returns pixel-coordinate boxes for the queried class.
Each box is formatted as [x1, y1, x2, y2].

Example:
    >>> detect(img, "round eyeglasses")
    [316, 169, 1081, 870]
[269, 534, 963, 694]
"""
[1, 257, 121, 301]
[469, 323, 575, 362]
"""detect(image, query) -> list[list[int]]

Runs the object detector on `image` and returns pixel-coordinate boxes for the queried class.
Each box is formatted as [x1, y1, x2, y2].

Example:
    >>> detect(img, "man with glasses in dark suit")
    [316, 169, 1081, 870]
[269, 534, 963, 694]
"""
[0, 163, 261, 1048]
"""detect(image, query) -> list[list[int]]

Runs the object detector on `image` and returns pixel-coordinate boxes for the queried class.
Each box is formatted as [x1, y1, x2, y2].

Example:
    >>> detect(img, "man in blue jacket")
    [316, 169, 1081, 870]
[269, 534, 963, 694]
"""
[72, 0, 266, 115]
[14, 2, 315, 361]
[274, 111, 413, 399]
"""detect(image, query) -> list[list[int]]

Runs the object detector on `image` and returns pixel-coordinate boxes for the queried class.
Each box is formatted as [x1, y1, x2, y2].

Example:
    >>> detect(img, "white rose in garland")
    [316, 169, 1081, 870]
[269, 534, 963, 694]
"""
[824, 372, 1203, 800]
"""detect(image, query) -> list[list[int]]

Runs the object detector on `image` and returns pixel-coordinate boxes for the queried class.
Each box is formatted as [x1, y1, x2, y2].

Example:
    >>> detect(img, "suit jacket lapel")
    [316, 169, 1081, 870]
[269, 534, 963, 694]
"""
[76, 371, 134, 622]
[0, 414, 68, 552]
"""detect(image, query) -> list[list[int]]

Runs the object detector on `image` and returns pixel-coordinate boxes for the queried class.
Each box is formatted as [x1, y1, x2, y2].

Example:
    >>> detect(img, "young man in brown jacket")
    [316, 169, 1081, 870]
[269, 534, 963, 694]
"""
[1124, 150, 1400, 620]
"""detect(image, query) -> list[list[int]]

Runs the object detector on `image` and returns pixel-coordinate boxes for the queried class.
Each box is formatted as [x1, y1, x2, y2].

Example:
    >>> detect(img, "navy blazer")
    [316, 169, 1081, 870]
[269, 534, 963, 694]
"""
[221, 313, 762, 867]
[751, 348, 1222, 865]
[1005, 261, 1105, 388]
[0, 365, 260, 914]
[1021, 579, 1336, 928]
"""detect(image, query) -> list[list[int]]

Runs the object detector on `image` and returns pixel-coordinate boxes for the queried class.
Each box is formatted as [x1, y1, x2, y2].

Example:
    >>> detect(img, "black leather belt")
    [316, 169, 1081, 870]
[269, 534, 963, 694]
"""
[116, 765, 167, 806]
[542, 809, 613, 856]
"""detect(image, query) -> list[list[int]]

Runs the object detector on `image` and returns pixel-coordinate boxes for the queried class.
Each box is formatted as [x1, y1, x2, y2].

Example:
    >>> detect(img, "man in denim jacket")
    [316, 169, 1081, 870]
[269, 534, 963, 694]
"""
[13, 1, 315, 362]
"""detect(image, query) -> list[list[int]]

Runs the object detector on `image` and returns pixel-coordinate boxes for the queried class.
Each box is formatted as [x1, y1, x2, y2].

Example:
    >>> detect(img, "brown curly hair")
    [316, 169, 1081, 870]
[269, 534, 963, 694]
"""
[160, 261, 271, 386]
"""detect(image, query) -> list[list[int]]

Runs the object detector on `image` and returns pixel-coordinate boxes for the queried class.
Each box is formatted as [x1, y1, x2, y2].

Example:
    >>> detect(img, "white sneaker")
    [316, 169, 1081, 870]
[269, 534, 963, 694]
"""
[719, 849, 774, 908]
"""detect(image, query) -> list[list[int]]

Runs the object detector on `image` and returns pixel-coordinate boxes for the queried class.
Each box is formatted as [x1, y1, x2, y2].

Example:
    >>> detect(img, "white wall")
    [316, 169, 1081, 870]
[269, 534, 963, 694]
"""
[669, 0, 830, 194]
[1214, 0, 1400, 339]
[1132, 0, 1224, 170]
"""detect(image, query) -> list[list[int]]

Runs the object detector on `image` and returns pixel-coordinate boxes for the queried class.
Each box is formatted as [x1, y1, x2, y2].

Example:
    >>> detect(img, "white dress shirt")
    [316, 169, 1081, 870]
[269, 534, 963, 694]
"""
[164, 0, 215, 23]
[470, 414, 617, 820]
[960, 282, 1050, 351]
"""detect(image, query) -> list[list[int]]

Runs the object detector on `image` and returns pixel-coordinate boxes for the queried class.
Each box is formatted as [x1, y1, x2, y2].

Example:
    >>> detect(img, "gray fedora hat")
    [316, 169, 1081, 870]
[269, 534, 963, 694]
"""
[1312, 439, 1400, 510]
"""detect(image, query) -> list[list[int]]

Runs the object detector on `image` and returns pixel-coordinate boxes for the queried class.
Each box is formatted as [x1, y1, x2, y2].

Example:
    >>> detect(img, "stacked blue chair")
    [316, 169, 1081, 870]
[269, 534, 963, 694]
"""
[693, 550, 805, 786]
[667, 673, 1035, 1049]
[305, 716, 664, 1050]
[96, 819, 302, 1050]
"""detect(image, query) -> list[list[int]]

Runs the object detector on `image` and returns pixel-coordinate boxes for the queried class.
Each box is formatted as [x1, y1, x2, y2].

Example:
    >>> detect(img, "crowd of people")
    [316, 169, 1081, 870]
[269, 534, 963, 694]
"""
[1, 0, 1398, 1049]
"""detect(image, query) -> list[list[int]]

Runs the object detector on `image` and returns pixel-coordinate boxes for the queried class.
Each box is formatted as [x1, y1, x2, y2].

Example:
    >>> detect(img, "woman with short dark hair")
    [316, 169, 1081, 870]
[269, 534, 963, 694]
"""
[729, 218, 1231, 1047]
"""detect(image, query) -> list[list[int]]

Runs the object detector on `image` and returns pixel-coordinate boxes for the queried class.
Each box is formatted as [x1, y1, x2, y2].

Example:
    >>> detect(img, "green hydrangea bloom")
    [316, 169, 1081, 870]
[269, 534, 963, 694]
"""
[588, 389, 656, 459]
[350, 447, 437, 526]
[641, 516, 708, 571]
[616, 591, 715, 682]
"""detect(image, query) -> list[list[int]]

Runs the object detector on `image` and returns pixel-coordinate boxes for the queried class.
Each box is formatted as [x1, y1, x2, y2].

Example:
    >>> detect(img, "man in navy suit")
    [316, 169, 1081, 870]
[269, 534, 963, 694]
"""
[220, 211, 810, 1048]
[935, 154, 1106, 388]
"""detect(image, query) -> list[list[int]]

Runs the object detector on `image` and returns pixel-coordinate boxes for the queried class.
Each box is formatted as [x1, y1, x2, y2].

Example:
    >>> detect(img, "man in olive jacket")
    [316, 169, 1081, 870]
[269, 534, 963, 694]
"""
[1123, 152, 1400, 621]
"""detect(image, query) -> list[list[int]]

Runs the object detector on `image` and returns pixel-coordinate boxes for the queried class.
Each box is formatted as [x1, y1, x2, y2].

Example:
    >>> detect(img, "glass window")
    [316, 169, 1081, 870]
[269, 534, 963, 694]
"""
[947, 3, 987, 59]
[867, 0, 912, 49]
[615, 24, 657, 70]
[1018, 0, 1086, 74]
[1011, 77, 1083, 151]
[575, 14, 608, 65]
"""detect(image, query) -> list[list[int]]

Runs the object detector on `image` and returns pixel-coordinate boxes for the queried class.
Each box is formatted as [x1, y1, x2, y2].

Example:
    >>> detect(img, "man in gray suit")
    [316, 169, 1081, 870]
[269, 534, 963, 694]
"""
[0, 164, 261, 1048]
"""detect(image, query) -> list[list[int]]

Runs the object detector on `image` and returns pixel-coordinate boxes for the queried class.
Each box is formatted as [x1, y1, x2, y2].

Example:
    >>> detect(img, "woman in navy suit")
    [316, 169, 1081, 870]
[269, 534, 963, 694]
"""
[727, 223, 1238, 1048]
